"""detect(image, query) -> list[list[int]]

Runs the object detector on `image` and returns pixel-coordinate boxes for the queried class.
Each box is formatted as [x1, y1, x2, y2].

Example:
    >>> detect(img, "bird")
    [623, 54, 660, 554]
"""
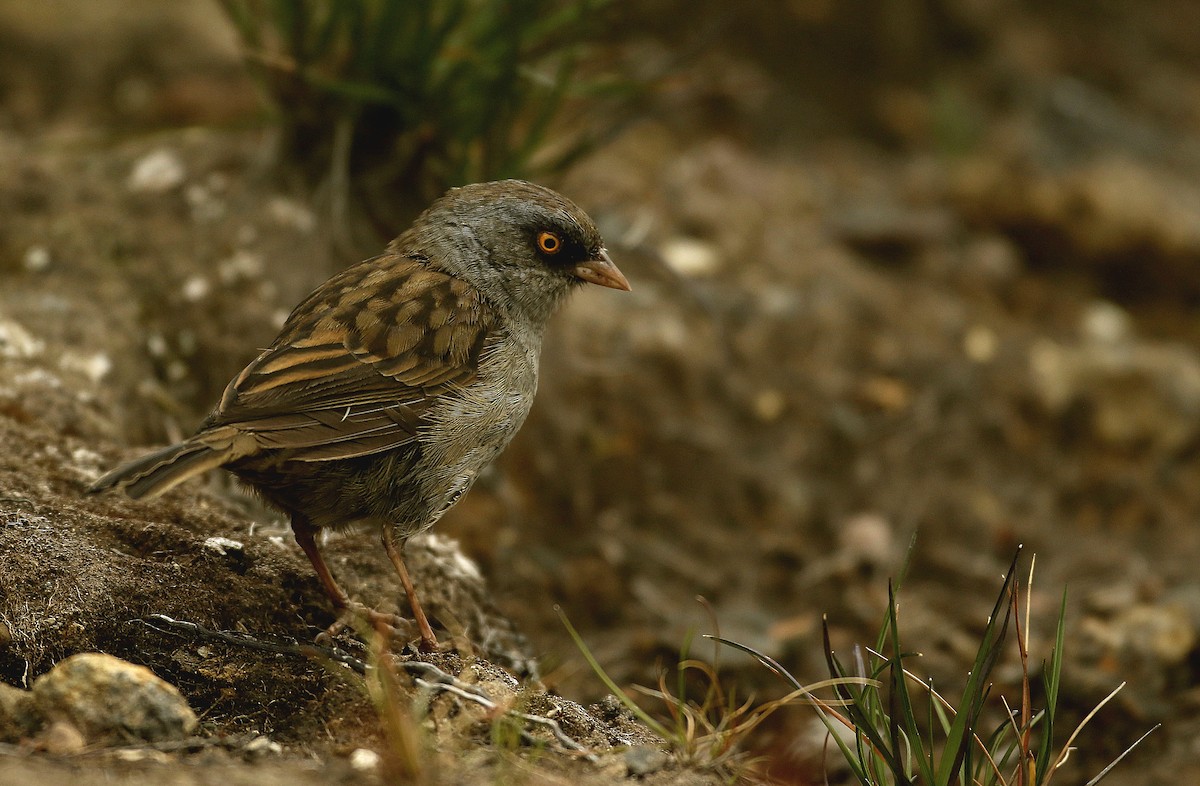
[89, 179, 631, 650]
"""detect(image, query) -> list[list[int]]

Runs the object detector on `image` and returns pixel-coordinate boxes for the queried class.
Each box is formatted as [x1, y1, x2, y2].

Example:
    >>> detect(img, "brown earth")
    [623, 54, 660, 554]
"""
[4, 2, 1200, 785]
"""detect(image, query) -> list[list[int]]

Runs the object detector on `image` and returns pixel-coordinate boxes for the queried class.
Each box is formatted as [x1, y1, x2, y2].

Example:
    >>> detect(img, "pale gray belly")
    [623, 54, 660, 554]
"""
[405, 338, 538, 531]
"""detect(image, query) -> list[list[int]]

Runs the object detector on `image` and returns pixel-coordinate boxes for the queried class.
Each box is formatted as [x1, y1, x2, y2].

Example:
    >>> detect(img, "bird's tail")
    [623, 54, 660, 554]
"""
[88, 440, 232, 500]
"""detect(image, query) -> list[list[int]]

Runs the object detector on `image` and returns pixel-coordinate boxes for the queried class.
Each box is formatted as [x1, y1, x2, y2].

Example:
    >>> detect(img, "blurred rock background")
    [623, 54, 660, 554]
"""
[3, 1, 1200, 783]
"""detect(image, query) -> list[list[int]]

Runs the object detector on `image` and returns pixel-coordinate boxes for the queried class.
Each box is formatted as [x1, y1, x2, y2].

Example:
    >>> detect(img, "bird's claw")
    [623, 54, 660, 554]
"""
[315, 603, 410, 646]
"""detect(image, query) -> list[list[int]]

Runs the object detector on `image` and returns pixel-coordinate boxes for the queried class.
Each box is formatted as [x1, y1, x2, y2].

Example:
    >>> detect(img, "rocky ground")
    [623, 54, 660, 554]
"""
[4, 2, 1200, 784]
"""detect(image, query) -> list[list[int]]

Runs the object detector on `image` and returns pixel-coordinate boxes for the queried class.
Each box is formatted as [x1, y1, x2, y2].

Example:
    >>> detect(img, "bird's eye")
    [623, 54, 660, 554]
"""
[536, 231, 562, 255]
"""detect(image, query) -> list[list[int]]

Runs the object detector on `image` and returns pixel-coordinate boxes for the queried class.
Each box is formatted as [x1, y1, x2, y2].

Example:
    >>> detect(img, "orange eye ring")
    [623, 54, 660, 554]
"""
[536, 231, 562, 255]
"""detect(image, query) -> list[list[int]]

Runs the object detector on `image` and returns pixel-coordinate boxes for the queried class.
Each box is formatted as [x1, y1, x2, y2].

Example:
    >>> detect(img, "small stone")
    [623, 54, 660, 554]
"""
[422, 533, 484, 583]
[203, 536, 244, 557]
[244, 734, 282, 756]
[625, 744, 671, 776]
[59, 351, 113, 384]
[1117, 604, 1195, 664]
[127, 149, 185, 194]
[113, 748, 171, 763]
[839, 512, 894, 569]
[32, 652, 198, 745]
[1030, 335, 1200, 449]
[349, 747, 382, 770]
[1081, 300, 1132, 345]
[659, 237, 720, 277]
[963, 325, 997, 363]
[23, 245, 51, 272]
[217, 250, 265, 284]
[185, 184, 225, 222]
[268, 196, 316, 234]
[146, 333, 169, 357]
[70, 448, 104, 474]
[181, 275, 211, 302]
[0, 318, 45, 359]
[753, 388, 786, 422]
[13, 368, 62, 390]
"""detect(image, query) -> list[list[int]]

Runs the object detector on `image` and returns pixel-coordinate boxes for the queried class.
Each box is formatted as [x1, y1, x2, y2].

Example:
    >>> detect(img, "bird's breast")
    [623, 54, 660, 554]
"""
[415, 330, 540, 510]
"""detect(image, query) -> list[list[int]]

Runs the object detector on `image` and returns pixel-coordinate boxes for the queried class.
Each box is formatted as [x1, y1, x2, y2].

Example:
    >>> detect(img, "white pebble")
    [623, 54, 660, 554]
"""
[13, 368, 62, 388]
[202, 536, 245, 556]
[349, 748, 381, 771]
[218, 250, 265, 284]
[963, 325, 997, 362]
[659, 236, 721, 277]
[1082, 300, 1132, 345]
[186, 184, 225, 222]
[244, 735, 282, 755]
[182, 276, 211, 302]
[59, 351, 113, 383]
[268, 196, 316, 234]
[71, 447, 104, 468]
[146, 333, 169, 357]
[23, 245, 51, 272]
[0, 319, 45, 359]
[128, 149, 185, 193]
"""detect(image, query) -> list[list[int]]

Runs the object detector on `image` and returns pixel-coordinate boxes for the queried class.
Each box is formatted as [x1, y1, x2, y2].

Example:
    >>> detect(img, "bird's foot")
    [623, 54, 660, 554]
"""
[315, 602, 410, 646]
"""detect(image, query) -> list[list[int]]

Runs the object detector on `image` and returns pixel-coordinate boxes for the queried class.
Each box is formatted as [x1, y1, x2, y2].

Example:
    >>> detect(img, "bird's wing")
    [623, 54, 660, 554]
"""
[203, 254, 498, 462]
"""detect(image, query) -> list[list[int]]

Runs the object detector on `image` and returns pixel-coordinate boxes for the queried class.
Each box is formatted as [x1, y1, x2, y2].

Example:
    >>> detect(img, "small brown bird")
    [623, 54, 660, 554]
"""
[90, 180, 630, 649]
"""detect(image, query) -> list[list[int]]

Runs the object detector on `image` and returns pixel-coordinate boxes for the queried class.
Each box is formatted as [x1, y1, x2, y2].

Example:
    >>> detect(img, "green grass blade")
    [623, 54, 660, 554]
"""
[822, 620, 911, 781]
[557, 606, 673, 740]
[1036, 587, 1068, 779]
[934, 548, 1022, 784]
[885, 581, 934, 784]
[704, 635, 805, 692]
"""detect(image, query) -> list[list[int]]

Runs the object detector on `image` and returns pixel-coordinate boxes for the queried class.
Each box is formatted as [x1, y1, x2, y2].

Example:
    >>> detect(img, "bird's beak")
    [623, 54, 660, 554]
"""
[573, 248, 631, 291]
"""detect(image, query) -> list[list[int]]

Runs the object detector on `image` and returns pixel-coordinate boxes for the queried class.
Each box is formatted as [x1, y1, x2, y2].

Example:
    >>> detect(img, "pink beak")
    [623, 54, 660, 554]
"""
[573, 248, 631, 291]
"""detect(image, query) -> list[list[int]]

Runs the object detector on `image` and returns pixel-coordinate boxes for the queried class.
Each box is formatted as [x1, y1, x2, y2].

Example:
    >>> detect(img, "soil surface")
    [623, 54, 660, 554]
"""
[4, 2, 1200, 784]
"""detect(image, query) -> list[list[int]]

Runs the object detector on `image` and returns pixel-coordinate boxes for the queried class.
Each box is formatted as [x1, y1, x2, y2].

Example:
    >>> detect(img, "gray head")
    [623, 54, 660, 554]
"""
[394, 180, 630, 325]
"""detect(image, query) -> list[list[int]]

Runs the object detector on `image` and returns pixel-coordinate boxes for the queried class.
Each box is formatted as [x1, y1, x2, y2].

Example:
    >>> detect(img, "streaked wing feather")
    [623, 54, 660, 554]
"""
[202, 255, 497, 462]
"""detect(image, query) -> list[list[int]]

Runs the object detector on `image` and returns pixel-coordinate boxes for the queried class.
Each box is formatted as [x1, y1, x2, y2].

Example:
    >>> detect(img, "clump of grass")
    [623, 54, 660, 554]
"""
[713, 547, 1156, 785]
[559, 605, 869, 780]
[216, 0, 629, 238]
[364, 621, 430, 783]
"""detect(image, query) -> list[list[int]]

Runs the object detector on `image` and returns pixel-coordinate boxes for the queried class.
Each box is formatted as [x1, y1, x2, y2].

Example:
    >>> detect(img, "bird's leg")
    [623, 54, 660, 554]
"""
[381, 531, 439, 651]
[291, 517, 404, 642]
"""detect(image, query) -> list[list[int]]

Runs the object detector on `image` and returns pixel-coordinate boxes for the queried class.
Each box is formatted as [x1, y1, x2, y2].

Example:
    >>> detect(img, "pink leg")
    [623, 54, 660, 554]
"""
[292, 518, 404, 640]
[381, 532, 438, 651]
